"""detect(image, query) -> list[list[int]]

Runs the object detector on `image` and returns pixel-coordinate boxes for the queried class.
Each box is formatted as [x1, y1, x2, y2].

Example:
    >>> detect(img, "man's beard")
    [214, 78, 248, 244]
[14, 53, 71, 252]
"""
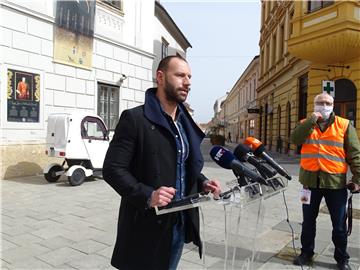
[164, 79, 187, 103]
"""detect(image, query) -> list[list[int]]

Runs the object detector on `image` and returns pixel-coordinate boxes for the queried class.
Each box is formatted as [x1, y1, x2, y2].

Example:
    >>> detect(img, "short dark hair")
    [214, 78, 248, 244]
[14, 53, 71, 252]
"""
[157, 55, 187, 72]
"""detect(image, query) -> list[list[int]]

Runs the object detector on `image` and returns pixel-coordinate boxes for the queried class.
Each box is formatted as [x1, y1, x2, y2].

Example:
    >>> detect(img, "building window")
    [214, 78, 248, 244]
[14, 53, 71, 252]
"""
[271, 34, 276, 67]
[298, 73, 308, 121]
[289, 10, 294, 38]
[250, 119, 255, 128]
[253, 78, 256, 100]
[98, 83, 119, 131]
[260, 48, 265, 76]
[265, 1, 270, 21]
[308, 0, 333, 13]
[161, 38, 169, 59]
[102, 0, 123, 11]
[279, 24, 284, 60]
[266, 42, 270, 71]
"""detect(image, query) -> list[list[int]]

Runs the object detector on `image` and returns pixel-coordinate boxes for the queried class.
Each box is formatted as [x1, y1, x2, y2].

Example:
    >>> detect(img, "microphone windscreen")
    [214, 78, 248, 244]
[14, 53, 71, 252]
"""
[209, 146, 235, 169]
[253, 143, 266, 156]
[234, 144, 252, 161]
[244, 137, 263, 150]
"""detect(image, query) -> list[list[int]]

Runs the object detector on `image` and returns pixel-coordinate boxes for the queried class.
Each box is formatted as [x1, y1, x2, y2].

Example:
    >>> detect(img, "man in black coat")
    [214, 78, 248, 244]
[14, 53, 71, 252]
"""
[103, 55, 221, 270]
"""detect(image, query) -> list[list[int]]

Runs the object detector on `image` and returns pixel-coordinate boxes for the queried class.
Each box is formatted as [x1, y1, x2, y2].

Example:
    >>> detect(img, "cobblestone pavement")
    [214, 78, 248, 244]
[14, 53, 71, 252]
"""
[1, 139, 359, 269]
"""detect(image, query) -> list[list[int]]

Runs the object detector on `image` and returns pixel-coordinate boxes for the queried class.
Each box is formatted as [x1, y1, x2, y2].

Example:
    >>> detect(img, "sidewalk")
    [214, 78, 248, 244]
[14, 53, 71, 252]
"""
[1, 141, 359, 269]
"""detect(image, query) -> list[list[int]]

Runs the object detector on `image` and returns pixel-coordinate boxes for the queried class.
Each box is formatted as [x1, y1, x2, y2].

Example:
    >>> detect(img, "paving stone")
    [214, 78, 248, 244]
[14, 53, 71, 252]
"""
[70, 239, 109, 254]
[258, 256, 312, 269]
[0, 259, 12, 270]
[90, 232, 116, 246]
[1, 142, 359, 270]
[26, 211, 62, 221]
[67, 254, 111, 269]
[7, 257, 54, 269]
[1, 224, 34, 237]
[49, 215, 93, 230]
[61, 226, 105, 242]
[95, 246, 114, 259]
[313, 254, 342, 269]
[0, 239, 19, 252]
[101, 266, 118, 270]
[6, 233, 43, 247]
[54, 263, 77, 269]
[38, 236, 77, 250]
[322, 242, 360, 265]
[286, 236, 330, 254]
[35, 247, 87, 267]
[272, 219, 302, 234]
[31, 226, 72, 240]
[1, 243, 50, 264]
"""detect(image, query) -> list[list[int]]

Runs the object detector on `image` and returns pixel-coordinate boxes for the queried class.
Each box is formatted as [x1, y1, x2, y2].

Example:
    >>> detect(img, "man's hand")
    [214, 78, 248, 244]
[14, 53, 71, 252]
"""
[150, 186, 176, 208]
[311, 112, 322, 121]
[203, 179, 221, 199]
[347, 182, 360, 193]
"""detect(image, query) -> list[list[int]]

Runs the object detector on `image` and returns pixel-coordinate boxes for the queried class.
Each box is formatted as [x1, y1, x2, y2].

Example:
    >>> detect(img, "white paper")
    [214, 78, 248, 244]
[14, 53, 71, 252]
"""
[300, 188, 311, 205]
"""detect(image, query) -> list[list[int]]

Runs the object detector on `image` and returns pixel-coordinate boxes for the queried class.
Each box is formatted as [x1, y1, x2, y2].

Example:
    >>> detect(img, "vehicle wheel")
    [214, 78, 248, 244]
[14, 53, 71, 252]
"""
[44, 165, 62, 183]
[68, 168, 86, 186]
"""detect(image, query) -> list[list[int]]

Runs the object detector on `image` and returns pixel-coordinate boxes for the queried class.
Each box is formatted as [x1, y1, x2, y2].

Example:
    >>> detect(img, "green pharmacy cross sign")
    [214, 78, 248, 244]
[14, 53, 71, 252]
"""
[322, 80, 335, 97]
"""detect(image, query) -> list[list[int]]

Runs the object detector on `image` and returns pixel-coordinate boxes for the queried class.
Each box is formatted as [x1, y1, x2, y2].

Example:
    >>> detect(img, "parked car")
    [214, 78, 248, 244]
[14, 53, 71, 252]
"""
[43, 112, 110, 186]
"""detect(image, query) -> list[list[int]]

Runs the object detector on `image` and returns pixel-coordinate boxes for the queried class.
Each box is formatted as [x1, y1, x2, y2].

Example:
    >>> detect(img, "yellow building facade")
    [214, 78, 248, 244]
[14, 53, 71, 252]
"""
[258, 0, 309, 154]
[259, 0, 360, 154]
[288, 0, 360, 139]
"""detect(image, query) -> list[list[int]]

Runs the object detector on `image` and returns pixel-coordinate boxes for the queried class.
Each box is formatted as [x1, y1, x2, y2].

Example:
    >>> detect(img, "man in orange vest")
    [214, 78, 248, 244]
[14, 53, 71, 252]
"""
[291, 93, 360, 270]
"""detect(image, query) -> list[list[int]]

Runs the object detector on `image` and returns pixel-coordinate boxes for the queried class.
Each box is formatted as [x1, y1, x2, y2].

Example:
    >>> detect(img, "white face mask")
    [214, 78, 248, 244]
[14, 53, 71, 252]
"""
[314, 104, 333, 120]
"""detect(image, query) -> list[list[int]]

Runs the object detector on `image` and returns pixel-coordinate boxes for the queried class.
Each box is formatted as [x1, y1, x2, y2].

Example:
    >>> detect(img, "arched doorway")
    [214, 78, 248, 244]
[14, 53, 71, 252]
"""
[334, 79, 357, 127]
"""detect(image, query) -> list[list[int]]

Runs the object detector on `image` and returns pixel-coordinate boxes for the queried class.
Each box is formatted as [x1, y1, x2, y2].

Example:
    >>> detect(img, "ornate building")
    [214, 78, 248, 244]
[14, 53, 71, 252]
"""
[223, 55, 259, 143]
[258, 0, 309, 154]
[288, 0, 360, 136]
[259, 0, 360, 154]
[0, 0, 191, 179]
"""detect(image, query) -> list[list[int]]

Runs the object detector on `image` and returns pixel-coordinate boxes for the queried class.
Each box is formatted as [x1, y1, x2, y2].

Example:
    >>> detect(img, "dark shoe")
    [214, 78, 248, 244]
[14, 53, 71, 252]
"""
[337, 261, 352, 270]
[293, 253, 313, 266]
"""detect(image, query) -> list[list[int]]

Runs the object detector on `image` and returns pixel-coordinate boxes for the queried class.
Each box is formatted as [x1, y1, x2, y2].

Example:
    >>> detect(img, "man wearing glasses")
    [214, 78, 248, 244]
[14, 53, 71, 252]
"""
[291, 93, 360, 270]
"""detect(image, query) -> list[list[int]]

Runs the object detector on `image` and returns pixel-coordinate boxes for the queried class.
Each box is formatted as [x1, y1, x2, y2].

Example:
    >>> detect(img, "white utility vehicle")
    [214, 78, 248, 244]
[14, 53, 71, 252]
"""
[43, 113, 110, 186]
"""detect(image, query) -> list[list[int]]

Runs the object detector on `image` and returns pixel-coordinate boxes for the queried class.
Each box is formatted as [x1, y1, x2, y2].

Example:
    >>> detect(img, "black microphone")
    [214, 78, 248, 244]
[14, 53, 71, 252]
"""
[209, 146, 267, 186]
[234, 144, 277, 179]
[252, 143, 292, 180]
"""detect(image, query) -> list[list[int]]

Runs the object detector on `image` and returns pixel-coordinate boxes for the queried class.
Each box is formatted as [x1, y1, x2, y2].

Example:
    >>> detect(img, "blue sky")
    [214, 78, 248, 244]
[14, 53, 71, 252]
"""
[161, 0, 261, 123]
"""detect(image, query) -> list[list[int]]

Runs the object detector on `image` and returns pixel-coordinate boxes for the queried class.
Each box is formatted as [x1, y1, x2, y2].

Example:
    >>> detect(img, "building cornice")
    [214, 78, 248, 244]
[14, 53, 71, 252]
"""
[155, 1, 192, 51]
[230, 55, 260, 92]
[257, 58, 309, 93]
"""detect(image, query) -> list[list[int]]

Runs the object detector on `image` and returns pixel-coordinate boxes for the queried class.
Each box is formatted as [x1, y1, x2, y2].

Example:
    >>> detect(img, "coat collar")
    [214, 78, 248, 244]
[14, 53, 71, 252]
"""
[143, 88, 205, 141]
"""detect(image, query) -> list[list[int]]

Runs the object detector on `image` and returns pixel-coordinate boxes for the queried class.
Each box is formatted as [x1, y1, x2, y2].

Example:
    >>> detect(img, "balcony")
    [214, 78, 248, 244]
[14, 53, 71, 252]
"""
[288, 1, 360, 64]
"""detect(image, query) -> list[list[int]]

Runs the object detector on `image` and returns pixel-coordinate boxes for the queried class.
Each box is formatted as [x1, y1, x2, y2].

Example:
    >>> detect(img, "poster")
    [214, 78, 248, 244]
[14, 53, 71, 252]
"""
[7, 69, 40, 122]
[54, 0, 96, 69]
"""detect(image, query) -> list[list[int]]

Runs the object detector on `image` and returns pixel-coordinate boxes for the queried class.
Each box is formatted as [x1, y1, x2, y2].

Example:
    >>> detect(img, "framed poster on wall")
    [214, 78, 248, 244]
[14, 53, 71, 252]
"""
[53, 0, 96, 69]
[7, 69, 40, 122]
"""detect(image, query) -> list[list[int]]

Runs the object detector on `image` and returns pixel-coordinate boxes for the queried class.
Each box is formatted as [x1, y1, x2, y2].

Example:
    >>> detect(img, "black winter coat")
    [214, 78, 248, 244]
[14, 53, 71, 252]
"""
[103, 88, 207, 270]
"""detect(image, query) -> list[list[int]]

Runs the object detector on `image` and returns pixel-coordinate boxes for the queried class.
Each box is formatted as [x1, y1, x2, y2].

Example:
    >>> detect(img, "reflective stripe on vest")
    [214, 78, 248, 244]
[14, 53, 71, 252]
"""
[300, 116, 349, 173]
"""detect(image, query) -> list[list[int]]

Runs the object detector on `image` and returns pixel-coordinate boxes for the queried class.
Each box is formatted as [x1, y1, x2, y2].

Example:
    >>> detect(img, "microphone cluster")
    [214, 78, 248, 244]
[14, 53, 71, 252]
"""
[209, 137, 292, 198]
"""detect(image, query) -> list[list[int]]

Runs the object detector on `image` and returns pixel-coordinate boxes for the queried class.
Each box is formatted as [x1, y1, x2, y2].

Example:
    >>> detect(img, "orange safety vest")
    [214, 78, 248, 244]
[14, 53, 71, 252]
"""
[300, 116, 349, 174]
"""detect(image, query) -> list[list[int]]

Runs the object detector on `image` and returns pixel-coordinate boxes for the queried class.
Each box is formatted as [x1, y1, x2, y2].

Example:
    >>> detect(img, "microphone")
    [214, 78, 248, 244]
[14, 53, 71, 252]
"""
[234, 144, 277, 179]
[244, 137, 292, 180]
[209, 146, 267, 186]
